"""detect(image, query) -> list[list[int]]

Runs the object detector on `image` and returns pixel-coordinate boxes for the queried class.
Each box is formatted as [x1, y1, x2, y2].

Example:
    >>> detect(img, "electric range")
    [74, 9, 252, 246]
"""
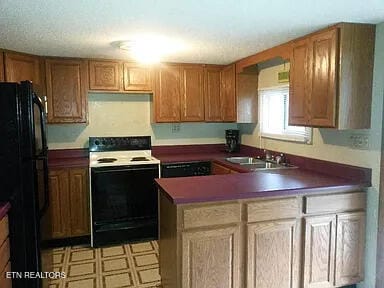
[89, 136, 160, 247]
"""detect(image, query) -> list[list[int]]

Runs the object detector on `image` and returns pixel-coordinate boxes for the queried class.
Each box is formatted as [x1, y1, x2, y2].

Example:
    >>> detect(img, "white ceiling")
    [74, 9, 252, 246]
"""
[0, 0, 383, 64]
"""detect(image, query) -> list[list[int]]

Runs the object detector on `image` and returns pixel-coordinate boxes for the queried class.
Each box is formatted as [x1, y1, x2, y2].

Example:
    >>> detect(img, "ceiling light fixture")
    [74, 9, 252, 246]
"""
[117, 35, 185, 64]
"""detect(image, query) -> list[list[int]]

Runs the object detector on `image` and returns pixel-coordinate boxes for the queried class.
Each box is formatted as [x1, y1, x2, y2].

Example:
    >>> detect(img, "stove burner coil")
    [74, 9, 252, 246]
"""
[131, 156, 150, 161]
[97, 158, 117, 163]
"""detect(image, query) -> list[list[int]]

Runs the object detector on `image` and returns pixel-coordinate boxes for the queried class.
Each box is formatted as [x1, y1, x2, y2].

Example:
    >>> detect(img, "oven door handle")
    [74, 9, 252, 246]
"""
[92, 166, 158, 173]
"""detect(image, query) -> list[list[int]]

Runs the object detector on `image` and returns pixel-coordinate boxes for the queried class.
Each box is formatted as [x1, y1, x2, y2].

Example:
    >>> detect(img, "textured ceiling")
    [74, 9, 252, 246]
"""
[0, 0, 383, 64]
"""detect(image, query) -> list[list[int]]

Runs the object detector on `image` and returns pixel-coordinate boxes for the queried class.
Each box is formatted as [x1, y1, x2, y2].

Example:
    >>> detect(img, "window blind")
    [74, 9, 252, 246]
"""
[259, 87, 312, 144]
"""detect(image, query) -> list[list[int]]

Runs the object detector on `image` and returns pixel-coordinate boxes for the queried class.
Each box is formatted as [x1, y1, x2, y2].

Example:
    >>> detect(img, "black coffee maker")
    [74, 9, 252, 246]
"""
[225, 129, 240, 153]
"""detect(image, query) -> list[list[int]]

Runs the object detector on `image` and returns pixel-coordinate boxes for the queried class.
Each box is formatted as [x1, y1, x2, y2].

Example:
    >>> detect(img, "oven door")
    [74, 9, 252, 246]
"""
[91, 164, 159, 245]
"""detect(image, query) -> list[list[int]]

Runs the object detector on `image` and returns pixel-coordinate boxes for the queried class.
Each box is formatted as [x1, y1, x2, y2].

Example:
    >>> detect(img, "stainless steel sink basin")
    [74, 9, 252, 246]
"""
[225, 157, 265, 165]
[225, 157, 297, 171]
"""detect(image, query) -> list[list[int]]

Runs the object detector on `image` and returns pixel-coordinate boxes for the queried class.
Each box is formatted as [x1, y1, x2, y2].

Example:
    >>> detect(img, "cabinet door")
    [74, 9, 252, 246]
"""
[0, 53, 4, 81]
[211, 162, 231, 175]
[303, 215, 336, 288]
[221, 64, 236, 122]
[180, 65, 205, 122]
[123, 63, 152, 91]
[204, 66, 222, 121]
[45, 58, 88, 123]
[182, 225, 241, 288]
[335, 212, 365, 286]
[153, 64, 181, 122]
[289, 38, 310, 126]
[4, 52, 44, 95]
[89, 60, 121, 91]
[47, 169, 71, 239]
[309, 29, 338, 127]
[247, 219, 300, 288]
[69, 168, 90, 237]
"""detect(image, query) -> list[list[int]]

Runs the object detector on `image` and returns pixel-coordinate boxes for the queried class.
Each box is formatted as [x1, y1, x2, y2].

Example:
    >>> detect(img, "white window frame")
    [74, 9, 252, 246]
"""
[259, 86, 312, 144]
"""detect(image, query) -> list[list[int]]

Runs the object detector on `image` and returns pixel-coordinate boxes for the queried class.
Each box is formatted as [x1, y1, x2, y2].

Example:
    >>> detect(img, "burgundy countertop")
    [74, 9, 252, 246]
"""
[155, 169, 366, 204]
[0, 202, 11, 220]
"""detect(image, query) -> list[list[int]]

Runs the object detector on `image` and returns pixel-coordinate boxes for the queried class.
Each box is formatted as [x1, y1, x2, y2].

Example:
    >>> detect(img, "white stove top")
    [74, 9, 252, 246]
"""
[89, 150, 160, 167]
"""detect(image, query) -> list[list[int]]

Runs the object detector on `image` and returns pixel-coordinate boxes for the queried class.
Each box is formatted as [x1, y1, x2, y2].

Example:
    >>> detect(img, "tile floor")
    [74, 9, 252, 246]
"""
[45, 241, 161, 288]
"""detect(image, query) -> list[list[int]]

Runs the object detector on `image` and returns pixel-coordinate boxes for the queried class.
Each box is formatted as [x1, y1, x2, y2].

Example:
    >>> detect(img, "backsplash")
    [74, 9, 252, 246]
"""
[47, 93, 238, 149]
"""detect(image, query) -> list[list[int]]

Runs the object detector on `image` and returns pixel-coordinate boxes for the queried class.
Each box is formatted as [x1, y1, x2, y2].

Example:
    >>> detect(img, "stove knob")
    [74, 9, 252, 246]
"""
[102, 140, 106, 145]
[94, 140, 100, 145]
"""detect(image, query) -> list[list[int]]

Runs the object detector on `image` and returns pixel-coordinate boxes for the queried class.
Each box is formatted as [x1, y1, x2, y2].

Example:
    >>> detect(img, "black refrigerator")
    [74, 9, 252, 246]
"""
[0, 81, 50, 288]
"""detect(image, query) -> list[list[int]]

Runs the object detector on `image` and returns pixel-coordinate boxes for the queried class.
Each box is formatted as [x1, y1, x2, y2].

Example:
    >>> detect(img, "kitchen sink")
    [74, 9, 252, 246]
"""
[225, 157, 297, 171]
[225, 157, 265, 165]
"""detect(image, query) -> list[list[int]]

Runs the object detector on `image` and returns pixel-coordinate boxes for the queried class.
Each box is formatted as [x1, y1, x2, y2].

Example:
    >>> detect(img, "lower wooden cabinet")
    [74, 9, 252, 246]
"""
[43, 167, 89, 240]
[303, 211, 365, 288]
[247, 219, 300, 288]
[0, 215, 11, 288]
[211, 162, 239, 175]
[159, 191, 366, 288]
[303, 215, 336, 288]
[335, 212, 365, 287]
[182, 225, 241, 288]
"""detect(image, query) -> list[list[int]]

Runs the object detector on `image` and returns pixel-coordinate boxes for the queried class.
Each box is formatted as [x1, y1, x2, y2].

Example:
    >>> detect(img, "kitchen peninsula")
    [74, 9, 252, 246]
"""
[156, 165, 369, 288]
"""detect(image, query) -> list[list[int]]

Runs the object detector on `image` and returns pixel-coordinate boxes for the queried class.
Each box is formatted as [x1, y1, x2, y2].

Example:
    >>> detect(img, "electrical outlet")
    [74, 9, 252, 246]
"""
[349, 134, 369, 150]
[171, 123, 181, 133]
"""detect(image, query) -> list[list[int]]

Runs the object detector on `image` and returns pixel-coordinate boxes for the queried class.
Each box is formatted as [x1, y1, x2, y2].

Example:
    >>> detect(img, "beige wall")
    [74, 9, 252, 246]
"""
[240, 23, 384, 287]
[47, 93, 237, 149]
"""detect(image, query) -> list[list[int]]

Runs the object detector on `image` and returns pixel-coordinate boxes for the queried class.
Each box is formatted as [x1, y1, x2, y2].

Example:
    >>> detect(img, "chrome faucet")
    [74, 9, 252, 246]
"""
[275, 153, 286, 165]
[263, 149, 272, 161]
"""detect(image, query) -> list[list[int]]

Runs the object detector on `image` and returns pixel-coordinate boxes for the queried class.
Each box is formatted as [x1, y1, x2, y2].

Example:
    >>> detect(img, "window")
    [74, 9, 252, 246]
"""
[259, 86, 312, 144]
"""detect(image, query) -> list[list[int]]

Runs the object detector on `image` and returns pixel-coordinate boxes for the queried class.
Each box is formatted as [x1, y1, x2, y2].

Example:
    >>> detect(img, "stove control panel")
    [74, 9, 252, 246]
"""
[89, 136, 151, 152]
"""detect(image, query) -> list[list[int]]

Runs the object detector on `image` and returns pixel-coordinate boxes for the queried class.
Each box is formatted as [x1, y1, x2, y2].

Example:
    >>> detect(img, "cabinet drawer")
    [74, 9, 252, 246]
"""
[183, 203, 241, 229]
[0, 261, 11, 288]
[0, 238, 10, 273]
[304, 192, 366, 214]
[0, 216, 9, 246]
[246, 198, 300, 222]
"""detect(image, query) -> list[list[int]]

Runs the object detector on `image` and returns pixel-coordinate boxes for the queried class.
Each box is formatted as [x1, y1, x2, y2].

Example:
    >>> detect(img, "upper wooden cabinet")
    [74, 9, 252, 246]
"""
[236, 71, 258, 123]
[221, 64, 237, 122]
[204, 66, 222, 121]
[290, 38, 310, 126]
[123, 63, 152, 91]
[289, 23, 375, 129]
[88, 60, 152, 92]
[45, 58, 89, 123]
[4, 51, 45, 95]
[153, 63, 238, 123]
[153, 63, 219, 123]
[89, 60, 121, 91]
[153, 64, 182, 122]
[180, 65, 205, 122]
[204, 64, 237, 122]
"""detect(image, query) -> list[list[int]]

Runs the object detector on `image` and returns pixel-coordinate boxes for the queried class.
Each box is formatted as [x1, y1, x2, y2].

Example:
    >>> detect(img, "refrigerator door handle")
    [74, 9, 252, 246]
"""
[33, 93, 48, 156]
[43, 95, 48, 115]
[40, 156, 49, 218]
[33, 93, 50, 217]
